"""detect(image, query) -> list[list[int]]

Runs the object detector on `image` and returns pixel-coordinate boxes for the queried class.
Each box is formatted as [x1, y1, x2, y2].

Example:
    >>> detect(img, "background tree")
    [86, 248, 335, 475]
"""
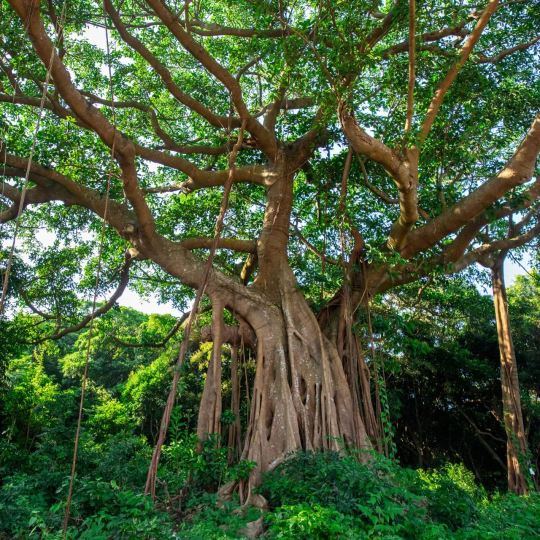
[376, 271, 540, 492]
[1, 0, 539, 493]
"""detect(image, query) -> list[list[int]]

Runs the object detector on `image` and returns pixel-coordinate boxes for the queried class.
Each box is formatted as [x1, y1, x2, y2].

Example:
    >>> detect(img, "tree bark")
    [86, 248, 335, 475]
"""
[194, 151, 373, 493]
[491, 254, 529, 495]
[197, 297, 225, 445]
[239, 266, 371, 496]
[227, 344, 242, 463]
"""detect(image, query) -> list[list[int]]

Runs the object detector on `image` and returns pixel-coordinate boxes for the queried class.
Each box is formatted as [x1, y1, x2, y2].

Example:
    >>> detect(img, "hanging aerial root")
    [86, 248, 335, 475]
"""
[199, 314, 255, 462]
[228, 344, 242, 463]
[144, 120, 247, 500]
[197, 297, 225, 444]
[354, 333, 381, 446]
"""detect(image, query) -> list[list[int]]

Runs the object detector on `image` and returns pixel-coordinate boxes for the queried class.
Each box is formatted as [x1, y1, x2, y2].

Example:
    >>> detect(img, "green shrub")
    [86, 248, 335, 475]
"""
[1, 478, 176, 539]
[0, 472, 52, 537]
[415, 464, 481, 530]
[456, 492, 540, 539]
[60, 485, 175, 540]
[178, 494, 262, 539]
[259, 450, 428, 538]
[262, 453, 540, 539]
[265, 503, 362, 539]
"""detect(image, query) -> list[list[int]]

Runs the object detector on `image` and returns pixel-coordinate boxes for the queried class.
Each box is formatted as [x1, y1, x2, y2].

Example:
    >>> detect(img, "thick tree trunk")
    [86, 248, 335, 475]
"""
[240, 267, 371, 492]
[491, 255, 529, 495]
[196, 151, 372, 493]
[197, 268, 373, 496]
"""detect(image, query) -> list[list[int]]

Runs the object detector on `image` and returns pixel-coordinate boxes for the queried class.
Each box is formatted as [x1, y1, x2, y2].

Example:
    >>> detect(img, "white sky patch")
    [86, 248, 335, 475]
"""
[81, 26, 135, 66]
[79, 25, 128, 77]
[474, 253, 532, 296]
[82, 25, 108, 51]
[503, 252, 532, 286]
[117, 288, 182, 316]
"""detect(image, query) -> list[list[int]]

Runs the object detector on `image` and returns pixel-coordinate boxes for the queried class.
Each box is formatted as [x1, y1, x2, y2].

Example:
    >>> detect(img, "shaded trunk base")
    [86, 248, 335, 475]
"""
[198, 268, 372, 499]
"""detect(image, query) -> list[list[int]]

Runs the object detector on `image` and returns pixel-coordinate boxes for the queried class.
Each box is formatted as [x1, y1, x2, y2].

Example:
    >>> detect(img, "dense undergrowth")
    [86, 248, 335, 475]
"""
[1, 288, 539, 538]
[1, 441, 539, 539]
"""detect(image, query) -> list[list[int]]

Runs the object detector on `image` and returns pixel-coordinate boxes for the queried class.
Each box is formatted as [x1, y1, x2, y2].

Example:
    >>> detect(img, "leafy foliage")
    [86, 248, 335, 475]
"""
[260, 451, 540, 539]
[1, 0, 540, 536]
[1, 292, 539, 538]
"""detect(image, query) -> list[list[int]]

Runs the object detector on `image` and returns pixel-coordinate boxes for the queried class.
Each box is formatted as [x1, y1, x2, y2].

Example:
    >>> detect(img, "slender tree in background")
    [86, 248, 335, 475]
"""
[489, 251, 529, 494]
[1, 0, 539, 493]
[476, 207, 539, 494]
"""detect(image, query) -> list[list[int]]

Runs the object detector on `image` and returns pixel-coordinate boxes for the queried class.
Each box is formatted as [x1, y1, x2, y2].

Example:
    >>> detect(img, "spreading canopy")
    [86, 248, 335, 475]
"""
[0, 0, 539, 347]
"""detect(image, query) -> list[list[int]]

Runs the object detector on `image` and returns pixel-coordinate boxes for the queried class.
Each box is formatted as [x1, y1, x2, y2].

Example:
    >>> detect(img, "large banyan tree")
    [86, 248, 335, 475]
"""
[1, 0, 539, 496]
